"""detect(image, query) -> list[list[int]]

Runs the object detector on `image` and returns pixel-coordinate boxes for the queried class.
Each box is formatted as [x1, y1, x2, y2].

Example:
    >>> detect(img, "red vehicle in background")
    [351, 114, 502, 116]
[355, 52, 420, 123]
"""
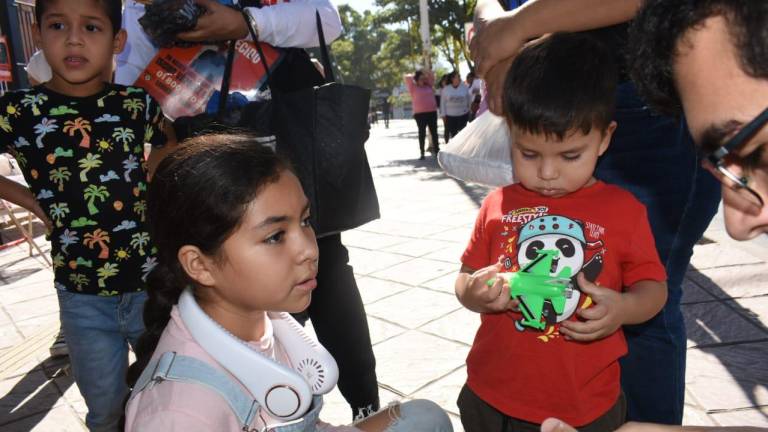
[0, 36, 12, 90]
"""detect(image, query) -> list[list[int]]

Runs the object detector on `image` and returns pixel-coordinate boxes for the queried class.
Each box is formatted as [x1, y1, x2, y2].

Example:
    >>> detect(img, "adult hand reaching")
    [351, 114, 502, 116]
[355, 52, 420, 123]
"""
[470, 12, 524, 78]
[470, 0, 527, 115]
[177, 0, 249, 42]
[483, 56, 514, 115]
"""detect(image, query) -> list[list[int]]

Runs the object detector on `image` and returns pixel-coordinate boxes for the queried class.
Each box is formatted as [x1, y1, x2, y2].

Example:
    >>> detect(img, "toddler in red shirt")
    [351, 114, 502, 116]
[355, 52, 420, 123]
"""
[454, 32, 668, 431]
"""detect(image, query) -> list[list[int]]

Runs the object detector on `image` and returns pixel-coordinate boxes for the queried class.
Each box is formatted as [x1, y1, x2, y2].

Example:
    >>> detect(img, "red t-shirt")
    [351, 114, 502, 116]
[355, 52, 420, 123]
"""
[461, 181, 666, 426]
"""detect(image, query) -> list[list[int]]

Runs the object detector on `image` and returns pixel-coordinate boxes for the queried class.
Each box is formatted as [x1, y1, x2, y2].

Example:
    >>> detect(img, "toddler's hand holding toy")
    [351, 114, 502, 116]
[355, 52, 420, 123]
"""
[456, 259, 520, 314]
[558, 273, 625, 342]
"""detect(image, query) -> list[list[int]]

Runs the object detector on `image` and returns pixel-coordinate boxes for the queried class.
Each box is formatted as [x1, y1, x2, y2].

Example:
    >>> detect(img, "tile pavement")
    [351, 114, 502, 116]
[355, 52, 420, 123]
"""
[0, 120, 766, 430]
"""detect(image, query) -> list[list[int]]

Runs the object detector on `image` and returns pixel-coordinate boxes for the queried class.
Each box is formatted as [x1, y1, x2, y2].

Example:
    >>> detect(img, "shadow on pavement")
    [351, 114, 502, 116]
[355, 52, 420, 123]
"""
[683, 267, 768, 421]
[371, 157, 492, 208]
[0, 268, 43, 285]
[0, 356, 74, 430]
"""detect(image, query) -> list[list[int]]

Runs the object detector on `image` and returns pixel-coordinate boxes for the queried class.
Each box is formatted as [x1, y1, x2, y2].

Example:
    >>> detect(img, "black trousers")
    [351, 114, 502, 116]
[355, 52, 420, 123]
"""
[413, 111, 439, 155]
[444, 113, 469, 142]
[457, 384, 626, 432]
[300, 234, 379, 418]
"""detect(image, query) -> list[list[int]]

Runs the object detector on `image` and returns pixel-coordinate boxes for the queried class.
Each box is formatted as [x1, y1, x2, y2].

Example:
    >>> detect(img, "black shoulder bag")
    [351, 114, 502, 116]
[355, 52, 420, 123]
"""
[177, 11, 380, 237]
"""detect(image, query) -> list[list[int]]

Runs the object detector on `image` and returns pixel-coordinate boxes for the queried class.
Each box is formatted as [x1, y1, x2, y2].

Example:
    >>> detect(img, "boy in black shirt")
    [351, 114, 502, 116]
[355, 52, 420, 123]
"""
[0, 0, 175, 429]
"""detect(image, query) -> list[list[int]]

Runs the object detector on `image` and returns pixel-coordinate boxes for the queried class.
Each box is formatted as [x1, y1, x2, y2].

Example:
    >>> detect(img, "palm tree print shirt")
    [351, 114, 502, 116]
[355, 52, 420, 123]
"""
[0, 84, 167, 296]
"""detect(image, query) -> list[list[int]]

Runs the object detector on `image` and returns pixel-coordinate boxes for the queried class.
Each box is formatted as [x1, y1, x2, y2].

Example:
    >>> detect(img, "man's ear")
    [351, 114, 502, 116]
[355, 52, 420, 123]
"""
[598, 121, 617, 156]
[178, 245, 217, 287]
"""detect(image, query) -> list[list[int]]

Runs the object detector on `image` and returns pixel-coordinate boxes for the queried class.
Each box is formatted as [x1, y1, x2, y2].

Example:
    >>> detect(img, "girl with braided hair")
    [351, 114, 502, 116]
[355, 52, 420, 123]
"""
[123, 134, 452, 431]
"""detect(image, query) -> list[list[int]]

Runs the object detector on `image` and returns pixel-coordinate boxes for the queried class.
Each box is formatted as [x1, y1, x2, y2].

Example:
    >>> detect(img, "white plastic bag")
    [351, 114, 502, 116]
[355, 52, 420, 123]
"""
[437, 111, 514, 186]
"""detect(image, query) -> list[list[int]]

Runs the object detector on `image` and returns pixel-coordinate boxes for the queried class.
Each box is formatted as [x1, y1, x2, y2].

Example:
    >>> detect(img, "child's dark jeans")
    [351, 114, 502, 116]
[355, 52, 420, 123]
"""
[457, 384, 626, 432]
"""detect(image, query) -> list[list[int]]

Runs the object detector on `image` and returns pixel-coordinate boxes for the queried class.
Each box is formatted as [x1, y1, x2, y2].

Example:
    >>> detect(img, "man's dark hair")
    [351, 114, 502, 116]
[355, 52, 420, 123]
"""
[629, 0, 768, 116]
[36, 0, 123, 35]
[502, 31, 618, 140]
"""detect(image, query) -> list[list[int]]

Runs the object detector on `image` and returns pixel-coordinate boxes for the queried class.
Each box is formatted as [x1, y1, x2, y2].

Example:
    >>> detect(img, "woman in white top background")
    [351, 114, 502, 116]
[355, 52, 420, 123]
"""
[439, 71, 471, 142]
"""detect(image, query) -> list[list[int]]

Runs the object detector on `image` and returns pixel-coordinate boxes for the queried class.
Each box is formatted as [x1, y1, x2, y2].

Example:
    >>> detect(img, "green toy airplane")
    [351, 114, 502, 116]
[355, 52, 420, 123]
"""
[487, 249, 574, 330]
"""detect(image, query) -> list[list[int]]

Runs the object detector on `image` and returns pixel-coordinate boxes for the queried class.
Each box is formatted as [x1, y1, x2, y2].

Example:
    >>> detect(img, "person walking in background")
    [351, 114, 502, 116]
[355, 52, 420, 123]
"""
[404, 69, 439, 160]
[466, 71, 482, 121]
[436, 74, 450, 146]
[382, 96, 391, 129]
[440, 71, 471, 142]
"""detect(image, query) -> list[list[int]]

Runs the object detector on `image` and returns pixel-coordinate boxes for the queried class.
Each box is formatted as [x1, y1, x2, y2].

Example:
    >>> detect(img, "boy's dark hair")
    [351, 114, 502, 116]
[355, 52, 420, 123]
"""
[126, 133, 291, 388]
[35, 0, 123, 34]
[629, 0, 768, 117]
[502, 32, 618, 140]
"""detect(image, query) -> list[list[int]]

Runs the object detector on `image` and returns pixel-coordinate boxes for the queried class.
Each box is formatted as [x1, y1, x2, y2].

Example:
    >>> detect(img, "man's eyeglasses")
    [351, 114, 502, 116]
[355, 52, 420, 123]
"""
[703, 107, 768, 210]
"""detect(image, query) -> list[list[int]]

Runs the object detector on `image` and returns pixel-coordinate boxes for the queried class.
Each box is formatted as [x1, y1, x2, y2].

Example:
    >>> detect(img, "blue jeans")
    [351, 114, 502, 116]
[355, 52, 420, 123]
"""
[382, 400, 453, 432]
[57, 289, 147, 431]
[594, 83, 721, 424]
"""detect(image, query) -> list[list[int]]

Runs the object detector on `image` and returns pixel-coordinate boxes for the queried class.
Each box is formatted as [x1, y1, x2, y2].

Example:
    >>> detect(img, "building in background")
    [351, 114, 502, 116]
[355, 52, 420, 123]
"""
[0, 0, 37, 93]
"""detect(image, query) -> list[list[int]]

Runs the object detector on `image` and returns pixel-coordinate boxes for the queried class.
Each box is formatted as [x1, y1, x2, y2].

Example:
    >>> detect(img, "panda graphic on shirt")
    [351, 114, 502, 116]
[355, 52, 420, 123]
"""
[499, 211, 606, 334]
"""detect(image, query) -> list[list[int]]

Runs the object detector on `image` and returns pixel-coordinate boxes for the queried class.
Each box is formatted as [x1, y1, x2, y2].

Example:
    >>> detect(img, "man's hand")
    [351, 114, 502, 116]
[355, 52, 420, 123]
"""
[483, 56, 514, 115]
[177, 0, 249, 42]
[559, 273, 626, 341]
[470, 13, 523, 78]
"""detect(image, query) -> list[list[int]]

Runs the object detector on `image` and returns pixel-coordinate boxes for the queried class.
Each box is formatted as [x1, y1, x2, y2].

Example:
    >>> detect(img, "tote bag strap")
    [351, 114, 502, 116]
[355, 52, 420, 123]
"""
[216, 40, 238, 116]
[314, 11, 335, 83]
[241, 9, 335, 86]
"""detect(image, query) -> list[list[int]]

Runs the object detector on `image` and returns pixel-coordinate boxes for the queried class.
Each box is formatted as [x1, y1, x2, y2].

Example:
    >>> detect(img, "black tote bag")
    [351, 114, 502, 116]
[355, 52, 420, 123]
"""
[178, 11, 380, 237]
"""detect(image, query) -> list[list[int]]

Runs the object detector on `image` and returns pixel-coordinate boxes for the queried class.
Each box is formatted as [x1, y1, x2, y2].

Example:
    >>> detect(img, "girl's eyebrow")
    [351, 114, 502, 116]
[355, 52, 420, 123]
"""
[255, 216, 288, 230]
[254, 202, 311, 229]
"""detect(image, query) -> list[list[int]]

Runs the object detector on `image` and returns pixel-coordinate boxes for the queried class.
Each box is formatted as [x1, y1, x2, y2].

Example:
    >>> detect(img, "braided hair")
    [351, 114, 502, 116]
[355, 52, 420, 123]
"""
[126, 133, 290, 388]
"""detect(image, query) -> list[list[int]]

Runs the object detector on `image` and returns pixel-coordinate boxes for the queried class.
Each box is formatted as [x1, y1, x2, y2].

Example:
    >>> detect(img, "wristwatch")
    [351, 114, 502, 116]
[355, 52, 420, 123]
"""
[242, 8, 260, 40]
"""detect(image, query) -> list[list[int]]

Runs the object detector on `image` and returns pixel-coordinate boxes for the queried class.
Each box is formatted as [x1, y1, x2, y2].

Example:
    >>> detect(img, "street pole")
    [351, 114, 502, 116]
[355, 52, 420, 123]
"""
[419, 0, 431, 71]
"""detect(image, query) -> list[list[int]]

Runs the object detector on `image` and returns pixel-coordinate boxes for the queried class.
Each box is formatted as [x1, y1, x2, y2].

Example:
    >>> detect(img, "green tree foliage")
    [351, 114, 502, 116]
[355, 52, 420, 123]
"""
[374, 0, 477, 71]
[332, 1, 476, 103]
[334, 5, 421, 93]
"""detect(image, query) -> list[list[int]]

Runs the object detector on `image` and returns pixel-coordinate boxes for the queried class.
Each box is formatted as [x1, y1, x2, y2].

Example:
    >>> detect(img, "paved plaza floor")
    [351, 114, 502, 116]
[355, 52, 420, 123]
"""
[0, 119, 766, 430]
